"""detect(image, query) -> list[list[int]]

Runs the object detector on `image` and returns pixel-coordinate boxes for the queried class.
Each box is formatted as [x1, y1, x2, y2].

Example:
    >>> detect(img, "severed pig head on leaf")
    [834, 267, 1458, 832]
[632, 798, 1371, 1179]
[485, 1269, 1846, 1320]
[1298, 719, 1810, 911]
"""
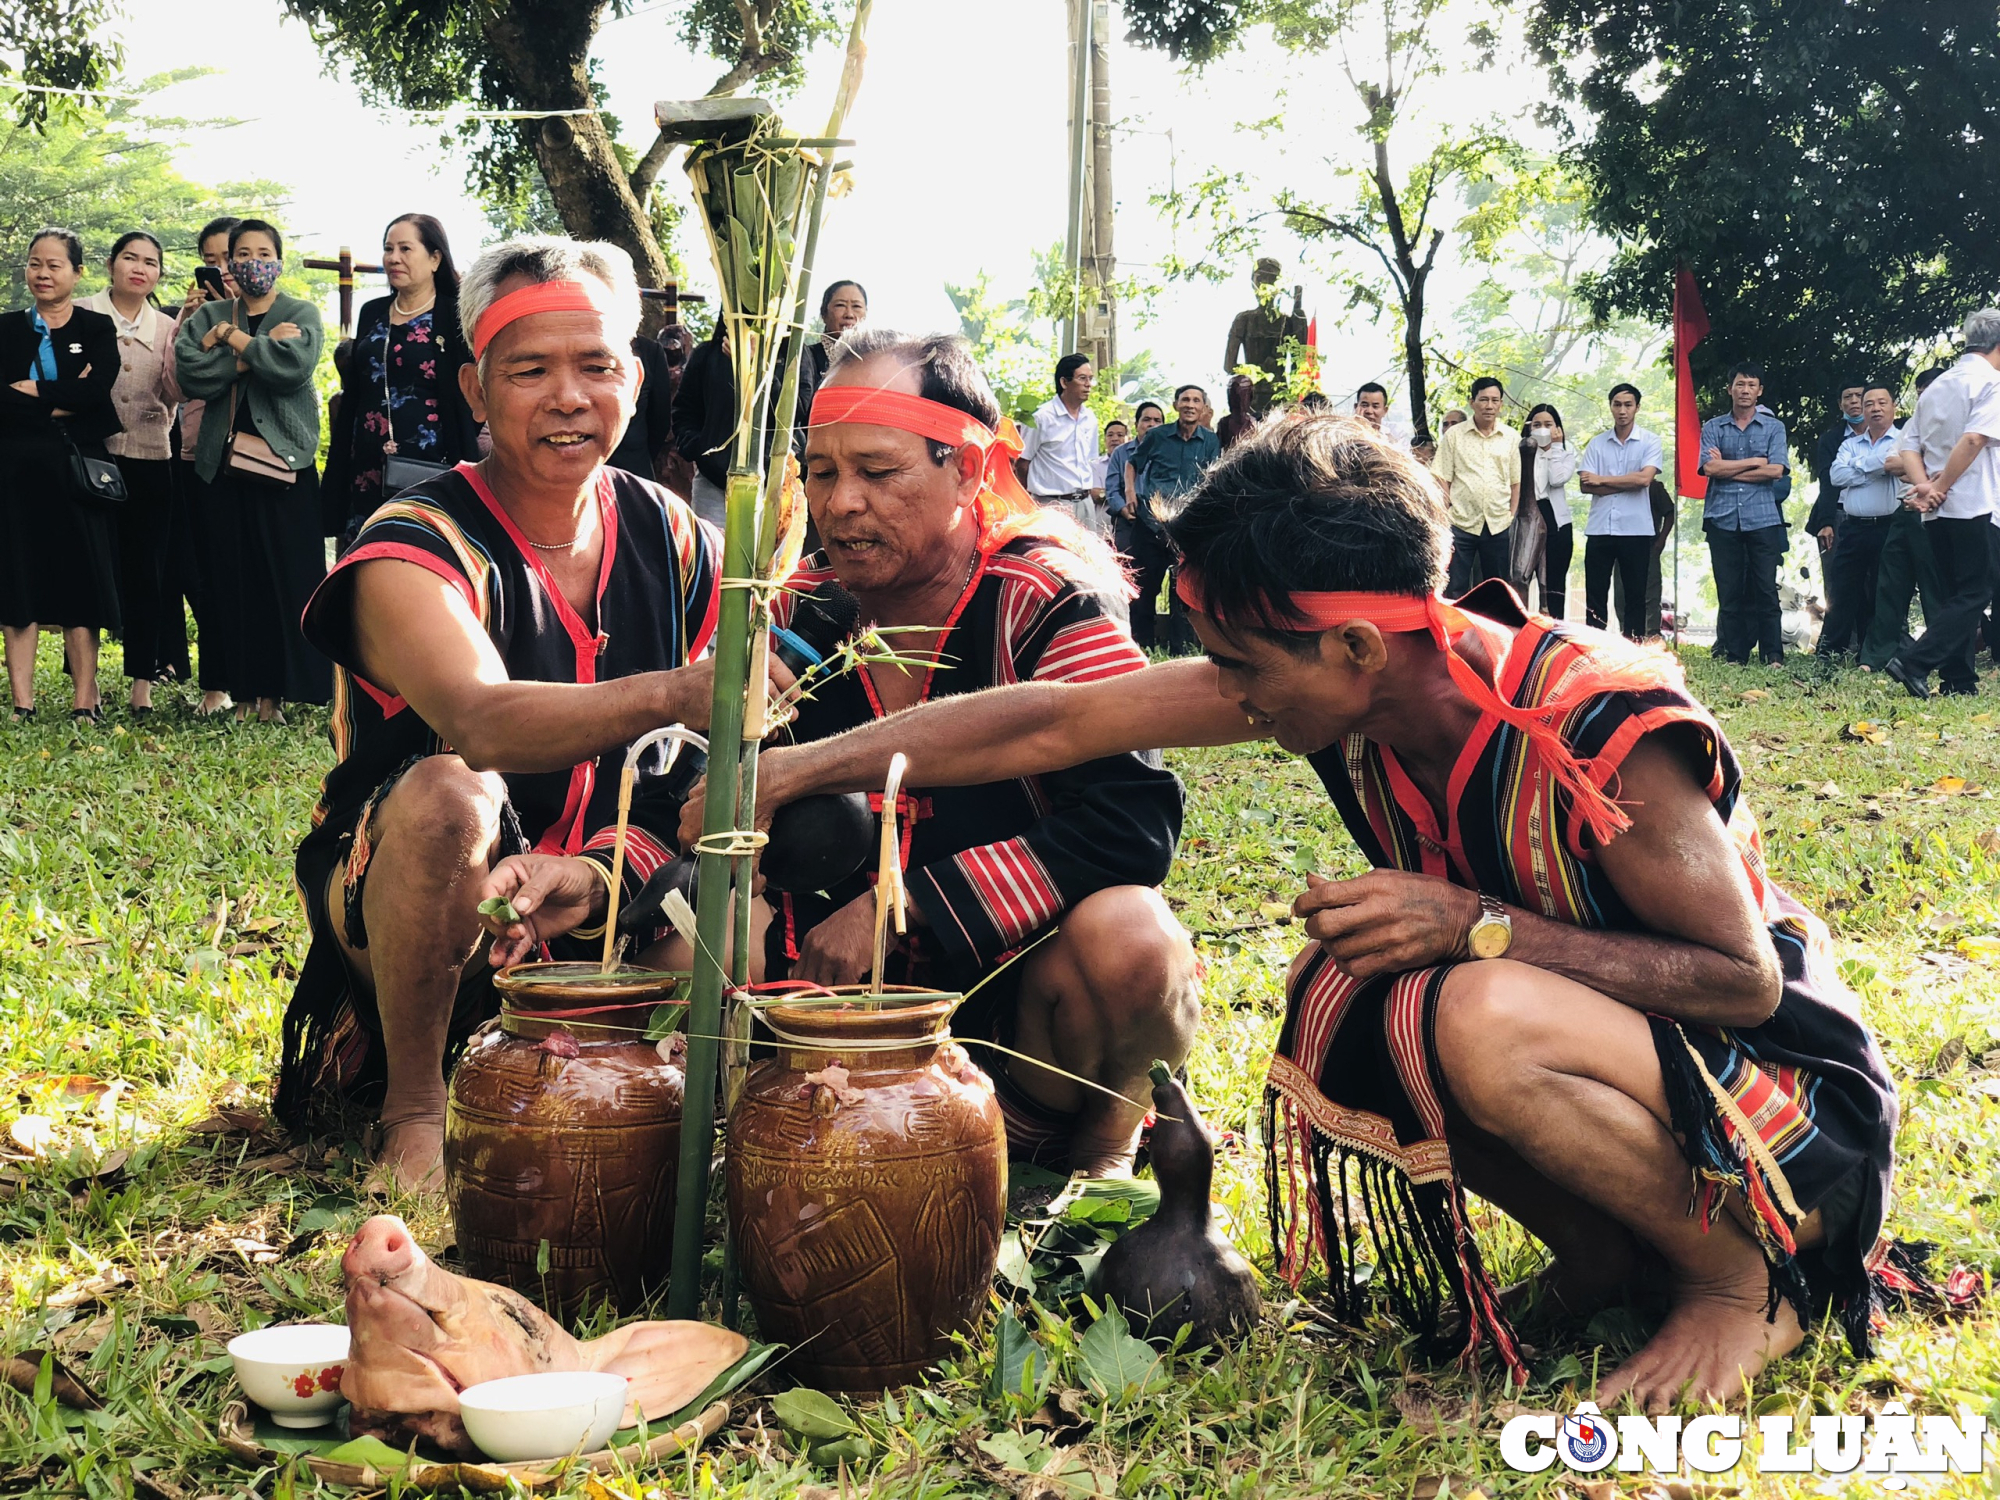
[340, 1215, 745, 1457]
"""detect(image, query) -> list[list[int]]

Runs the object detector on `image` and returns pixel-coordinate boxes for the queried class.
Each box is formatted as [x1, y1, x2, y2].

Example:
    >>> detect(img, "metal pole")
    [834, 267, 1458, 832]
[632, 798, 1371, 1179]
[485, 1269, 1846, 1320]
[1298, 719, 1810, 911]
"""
[1088, 0, 1115, 372]
[1062, 0, 1089, 354]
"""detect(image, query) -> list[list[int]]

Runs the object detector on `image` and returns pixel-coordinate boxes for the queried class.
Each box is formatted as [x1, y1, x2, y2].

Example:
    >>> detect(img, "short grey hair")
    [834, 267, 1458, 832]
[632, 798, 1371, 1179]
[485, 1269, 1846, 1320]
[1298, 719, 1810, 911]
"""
[458, 235, 641, 370]
[1962, 307, 2000, 355]
[825, 327, 1001, 466]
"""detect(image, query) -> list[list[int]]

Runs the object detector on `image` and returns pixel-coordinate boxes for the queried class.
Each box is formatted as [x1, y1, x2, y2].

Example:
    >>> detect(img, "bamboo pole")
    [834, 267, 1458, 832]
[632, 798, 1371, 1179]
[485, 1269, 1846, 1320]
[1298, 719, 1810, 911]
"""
[669, 0, 876, 1324]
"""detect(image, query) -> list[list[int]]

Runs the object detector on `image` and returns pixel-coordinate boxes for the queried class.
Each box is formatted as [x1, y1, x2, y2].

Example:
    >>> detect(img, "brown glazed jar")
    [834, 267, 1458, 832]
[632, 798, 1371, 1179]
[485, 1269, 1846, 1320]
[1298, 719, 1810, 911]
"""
[444, 962, 687, 1317]
[728, 992, 1006, 1392]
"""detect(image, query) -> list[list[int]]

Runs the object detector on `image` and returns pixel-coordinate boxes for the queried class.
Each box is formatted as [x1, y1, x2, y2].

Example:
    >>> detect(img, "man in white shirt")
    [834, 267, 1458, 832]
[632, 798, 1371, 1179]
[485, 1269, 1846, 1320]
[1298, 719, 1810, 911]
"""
[1354, 382, 1410, 450]
[1019, 353, 1103, 535]
[1814, 385, 1901, 659]
[1885, 308, 2000, 698]
[1577, 383, 1665, 639]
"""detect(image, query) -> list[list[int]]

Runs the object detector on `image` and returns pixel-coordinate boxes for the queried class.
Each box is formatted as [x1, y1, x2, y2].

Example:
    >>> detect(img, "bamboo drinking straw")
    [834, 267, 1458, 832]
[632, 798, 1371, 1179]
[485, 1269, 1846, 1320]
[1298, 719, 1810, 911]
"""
[869, 752, 909, 997]
[600, 726, 709, 971]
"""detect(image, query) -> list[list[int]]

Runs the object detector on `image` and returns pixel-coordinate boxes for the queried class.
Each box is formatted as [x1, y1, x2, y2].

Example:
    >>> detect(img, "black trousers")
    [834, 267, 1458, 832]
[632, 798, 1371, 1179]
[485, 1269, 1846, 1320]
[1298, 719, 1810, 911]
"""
[1447, 523, 1511, 599]
[1584, 533, 1652, 638]
[1814, 513, 1892, 657]
[113, 456, 195, 682]
[1900, 515, 1994, 689]
[1706, 523, 1788, 663]
[1125, 525, 1192, 655]
[1537, 499, 1572, 619]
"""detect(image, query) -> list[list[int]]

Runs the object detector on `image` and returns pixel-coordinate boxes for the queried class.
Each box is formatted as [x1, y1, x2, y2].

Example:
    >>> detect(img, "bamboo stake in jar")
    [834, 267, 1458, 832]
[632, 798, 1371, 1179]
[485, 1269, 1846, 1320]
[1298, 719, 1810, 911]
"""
[869, 752, 909, 999]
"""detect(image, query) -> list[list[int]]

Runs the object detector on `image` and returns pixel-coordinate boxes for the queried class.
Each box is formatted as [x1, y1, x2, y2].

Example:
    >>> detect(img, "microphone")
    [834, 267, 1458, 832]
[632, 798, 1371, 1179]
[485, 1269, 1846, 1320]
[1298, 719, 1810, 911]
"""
[770, 579, 861, 681]
[617, 580, 874, 933]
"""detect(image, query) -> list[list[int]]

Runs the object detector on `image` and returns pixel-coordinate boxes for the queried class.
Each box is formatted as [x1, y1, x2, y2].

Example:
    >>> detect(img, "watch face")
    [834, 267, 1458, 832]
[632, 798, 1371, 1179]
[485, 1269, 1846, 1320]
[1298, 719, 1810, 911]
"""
[1469, 919, 1511, 960]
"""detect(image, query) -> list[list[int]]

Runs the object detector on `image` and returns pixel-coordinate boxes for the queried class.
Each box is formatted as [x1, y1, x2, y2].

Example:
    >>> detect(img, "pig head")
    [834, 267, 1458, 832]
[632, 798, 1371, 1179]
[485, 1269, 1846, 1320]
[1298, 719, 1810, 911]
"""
[340, 1215, 748, 1459]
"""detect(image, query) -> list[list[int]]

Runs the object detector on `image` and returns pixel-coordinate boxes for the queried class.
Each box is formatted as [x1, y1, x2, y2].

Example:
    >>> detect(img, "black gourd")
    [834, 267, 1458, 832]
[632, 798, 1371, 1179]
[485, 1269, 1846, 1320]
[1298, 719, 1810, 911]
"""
[1094, 1062, 1261, 1348]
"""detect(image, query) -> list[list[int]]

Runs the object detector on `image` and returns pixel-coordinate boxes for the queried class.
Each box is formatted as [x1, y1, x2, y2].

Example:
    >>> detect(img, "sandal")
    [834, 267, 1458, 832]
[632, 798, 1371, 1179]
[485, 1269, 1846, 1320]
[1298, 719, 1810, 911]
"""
[72, 706, 102, 725]
[11, 706, 34, 723]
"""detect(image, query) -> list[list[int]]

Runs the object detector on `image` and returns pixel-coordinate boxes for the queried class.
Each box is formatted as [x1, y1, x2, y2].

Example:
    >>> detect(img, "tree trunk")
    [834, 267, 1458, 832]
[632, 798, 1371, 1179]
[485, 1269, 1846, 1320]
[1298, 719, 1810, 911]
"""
[484, 0, 671, 291]
[1403, 274, 1429, 448]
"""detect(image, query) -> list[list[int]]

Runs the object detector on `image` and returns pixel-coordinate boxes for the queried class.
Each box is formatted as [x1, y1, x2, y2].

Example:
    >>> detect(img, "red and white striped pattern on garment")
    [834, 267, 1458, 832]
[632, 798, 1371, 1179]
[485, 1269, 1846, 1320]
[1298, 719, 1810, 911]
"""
[946, 836, 1063, 951]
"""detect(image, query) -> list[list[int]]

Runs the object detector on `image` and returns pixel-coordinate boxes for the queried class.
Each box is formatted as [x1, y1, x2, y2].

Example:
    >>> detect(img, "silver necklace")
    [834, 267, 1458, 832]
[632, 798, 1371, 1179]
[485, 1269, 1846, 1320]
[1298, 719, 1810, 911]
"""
[526, 529, 585, 553]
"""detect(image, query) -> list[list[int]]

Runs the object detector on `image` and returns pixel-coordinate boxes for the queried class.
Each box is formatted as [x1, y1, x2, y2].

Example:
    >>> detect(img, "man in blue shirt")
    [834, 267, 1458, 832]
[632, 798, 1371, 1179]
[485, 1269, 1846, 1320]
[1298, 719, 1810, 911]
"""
[1130, 385, 1220, 654]
[1699, 362, 1793, 664]
[1814, 385, 1902, 659]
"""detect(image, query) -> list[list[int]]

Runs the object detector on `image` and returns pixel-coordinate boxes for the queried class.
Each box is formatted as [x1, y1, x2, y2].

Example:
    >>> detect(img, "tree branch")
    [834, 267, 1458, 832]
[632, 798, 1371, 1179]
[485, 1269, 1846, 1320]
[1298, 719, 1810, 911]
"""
[630, 129, 676, 201]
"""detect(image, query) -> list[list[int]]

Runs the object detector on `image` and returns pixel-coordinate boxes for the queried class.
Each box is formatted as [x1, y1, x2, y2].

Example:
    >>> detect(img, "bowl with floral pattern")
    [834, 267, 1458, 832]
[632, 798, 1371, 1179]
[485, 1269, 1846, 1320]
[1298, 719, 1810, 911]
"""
[227, 1323, 351, 1427]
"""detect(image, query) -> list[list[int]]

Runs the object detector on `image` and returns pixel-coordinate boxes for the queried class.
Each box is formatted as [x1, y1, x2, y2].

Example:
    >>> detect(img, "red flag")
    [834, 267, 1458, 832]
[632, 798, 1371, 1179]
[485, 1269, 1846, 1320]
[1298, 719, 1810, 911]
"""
[1673, 264, 1710, 500]
[1302, 314, 1321, 389]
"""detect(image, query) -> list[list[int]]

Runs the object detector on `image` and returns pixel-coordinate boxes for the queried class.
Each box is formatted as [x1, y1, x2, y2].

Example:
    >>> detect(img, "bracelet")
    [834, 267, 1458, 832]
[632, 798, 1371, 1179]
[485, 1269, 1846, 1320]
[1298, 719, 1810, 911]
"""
[566, 857, 619, 942]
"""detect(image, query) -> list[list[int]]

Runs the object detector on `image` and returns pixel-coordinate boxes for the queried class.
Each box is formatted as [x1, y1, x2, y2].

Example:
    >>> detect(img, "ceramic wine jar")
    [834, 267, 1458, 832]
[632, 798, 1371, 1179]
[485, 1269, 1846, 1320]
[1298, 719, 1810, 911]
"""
[728, 991, 1006, 1392]
[444, 963, 687, 1316]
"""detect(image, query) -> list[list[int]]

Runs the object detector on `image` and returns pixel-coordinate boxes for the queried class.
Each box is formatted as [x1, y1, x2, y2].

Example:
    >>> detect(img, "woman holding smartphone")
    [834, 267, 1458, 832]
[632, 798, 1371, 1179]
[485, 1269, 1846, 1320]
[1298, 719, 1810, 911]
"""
[175, 215, 240, 714]
[322, 213, 477, 541]
[0, 227, 123, 721]
[174, 218, 330, 722]
[82, 230, 189, 713]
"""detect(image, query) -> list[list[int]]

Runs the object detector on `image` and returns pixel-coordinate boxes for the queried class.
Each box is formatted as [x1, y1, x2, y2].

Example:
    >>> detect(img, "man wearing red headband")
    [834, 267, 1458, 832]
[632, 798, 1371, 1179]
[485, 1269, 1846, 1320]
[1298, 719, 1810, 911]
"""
[276, 238, 736, 1193]
[722, 328, 1198, 1176]
[720, 417, 1918, 1412]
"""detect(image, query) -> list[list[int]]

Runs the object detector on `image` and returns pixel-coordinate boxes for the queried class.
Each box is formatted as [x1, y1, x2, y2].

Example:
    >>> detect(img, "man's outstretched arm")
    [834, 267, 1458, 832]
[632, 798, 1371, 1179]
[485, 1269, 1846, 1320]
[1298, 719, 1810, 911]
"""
[755, 658, 1259, 809]
[348, 559, 729, 773]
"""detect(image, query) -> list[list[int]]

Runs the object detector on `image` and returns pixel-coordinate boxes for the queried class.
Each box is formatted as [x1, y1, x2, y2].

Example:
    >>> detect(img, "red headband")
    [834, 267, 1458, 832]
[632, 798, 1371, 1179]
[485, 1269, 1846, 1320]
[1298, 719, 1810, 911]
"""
[807, 384, 1046, 552]
[471, 279, 617, 361]
[1175, 572, 1681, 849]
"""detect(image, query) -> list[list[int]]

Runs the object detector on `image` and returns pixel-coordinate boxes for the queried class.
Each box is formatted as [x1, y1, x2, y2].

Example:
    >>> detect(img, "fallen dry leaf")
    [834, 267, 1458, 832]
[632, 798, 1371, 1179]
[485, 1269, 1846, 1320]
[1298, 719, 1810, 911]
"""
[1933, 776, 1968, 794]
[1843, 720, 1889, 745]
[2, 1349, 102, 1409]
[1978, 828, 2000, 854]
[1816, 781, 1841, 799]
[186, 1108, 268, 1136]
[46, 1266, 129, 1309]
[8, 1116, 55, 1155]
[1957, 935, 2000, 960]
[1739, 688, 1770, 701]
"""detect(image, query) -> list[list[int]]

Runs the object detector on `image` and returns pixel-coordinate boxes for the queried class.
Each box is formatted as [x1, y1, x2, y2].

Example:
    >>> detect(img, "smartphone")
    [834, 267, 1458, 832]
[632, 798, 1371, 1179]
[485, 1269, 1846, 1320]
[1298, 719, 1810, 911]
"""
[193, 265, 228, 300]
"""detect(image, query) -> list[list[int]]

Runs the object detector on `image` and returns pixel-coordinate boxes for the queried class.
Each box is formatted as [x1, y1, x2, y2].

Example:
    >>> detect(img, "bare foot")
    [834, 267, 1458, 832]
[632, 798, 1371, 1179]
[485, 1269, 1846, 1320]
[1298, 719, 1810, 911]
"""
[197, 691, 230, 716]
[365, 1117, 446, 1198]
[1502, 1259, 1628, 1324]
[1594, 1276, 1803, 1413]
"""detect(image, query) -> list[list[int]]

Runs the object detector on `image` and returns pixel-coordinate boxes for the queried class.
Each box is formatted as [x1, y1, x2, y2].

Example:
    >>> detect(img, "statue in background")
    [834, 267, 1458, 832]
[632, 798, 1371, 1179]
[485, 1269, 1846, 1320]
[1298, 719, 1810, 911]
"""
[1222, 256, 1307, 416]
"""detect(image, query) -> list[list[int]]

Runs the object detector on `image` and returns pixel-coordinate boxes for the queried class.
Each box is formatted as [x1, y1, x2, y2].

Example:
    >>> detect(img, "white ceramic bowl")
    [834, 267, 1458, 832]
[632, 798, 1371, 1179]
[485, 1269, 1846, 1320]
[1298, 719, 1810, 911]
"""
[457, 1371, 629, 1462]
[227, 1323, 352, 1428]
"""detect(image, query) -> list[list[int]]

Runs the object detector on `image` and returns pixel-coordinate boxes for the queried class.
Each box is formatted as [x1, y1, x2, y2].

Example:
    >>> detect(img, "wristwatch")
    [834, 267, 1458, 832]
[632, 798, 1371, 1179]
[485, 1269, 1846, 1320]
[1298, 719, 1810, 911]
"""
[1467, 893, 1513, 959]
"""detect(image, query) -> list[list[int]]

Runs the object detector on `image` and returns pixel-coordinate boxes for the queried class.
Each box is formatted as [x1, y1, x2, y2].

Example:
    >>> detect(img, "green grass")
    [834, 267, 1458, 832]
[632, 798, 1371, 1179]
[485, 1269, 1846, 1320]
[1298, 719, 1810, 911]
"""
[3, 639, 1998, 1497]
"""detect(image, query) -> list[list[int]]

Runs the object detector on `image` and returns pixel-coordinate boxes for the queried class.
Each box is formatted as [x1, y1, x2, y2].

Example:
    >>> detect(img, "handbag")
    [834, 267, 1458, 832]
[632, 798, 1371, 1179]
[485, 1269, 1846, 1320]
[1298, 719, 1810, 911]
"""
[61, 430, 127, 506]
[220, 302, 297, 486]
[377, 304, 448, 495]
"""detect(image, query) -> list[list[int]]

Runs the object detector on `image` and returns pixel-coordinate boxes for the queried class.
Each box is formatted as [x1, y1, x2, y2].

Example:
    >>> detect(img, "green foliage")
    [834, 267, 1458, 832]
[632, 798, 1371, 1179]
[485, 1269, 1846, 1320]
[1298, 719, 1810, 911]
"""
[2, 639, 1999, 1497]
[1133, 0, 1511, 444]
[1529, 0, 2000, 419]
[1443, 158, 1669, 424]
[0, 72, 293, 313]
[0, 0, 123, 130]
[279, 0, 837, 247]
[945, 269, 1056, 427]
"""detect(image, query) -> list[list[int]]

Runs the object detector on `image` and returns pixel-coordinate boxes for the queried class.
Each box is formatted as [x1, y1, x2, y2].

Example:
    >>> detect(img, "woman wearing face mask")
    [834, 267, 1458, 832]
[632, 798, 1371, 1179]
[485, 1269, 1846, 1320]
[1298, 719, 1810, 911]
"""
[323, 213, 478, 542]
[82, 231, 190, 713]
[174, 218, 331, 723]
[0, 228, 123, 722]
[1520, 402, 1577, 618]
